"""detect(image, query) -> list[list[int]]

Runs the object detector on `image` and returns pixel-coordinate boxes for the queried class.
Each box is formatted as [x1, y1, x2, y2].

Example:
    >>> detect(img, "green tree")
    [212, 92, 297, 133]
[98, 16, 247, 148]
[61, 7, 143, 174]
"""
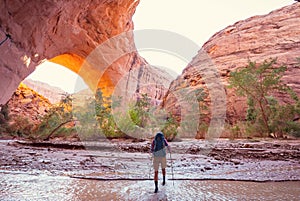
[229, 58, 299, 136]
[129, 93, 151, 128]
[94, 89, 123, 138]
[161, 114, 179, 140]
[130, 94, 179, 140]
[35, 93, 75, 140]
[91, 90, 180, 140]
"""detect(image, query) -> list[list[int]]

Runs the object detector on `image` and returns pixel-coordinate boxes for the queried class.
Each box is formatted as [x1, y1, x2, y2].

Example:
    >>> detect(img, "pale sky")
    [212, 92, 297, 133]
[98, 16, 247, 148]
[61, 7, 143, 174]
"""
[27, 0, 293, 93]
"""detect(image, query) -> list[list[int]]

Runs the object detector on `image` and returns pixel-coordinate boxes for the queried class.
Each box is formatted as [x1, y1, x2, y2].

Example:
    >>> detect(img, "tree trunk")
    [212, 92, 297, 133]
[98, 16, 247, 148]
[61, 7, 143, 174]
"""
[44, 120, 77, 141]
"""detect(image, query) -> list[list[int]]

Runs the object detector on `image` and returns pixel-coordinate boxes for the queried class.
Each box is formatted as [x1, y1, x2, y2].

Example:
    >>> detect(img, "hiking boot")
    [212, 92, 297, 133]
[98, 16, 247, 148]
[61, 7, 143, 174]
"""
[162, 176, 166, 186]
[154, 181, 158, 193]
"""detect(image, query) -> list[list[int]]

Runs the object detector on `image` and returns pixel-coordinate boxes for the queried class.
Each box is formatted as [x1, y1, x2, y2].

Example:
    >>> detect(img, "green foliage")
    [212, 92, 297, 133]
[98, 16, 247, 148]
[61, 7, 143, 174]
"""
[230, 124, 241, 139]
[129, 94, 179, 140]
[161, 114, 179, 140]
[0, 104, 36, 137]
[129, 94, 151, 128]
[91, 90, 179, 140]
[76, 88, 210, 140]
[268, 97, 300, 137]
[6, 116, 35, 137]
[34, 94, 75, 140]
[0, 104, 9, 134]
[0, 104, 9, 122]
[246, 97, 257, 121]
[284, 121, 300, 137]
[94, 89, 123, 138]
[172, 87, 208, 138]
[48, 127, 77, 139]
[195, 123, 209, 139]
[229, 58, 300, 137]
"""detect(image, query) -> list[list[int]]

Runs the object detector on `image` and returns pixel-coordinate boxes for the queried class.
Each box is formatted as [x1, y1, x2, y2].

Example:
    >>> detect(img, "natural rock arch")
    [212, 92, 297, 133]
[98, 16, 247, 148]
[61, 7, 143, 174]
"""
[0, 0, 171, 105]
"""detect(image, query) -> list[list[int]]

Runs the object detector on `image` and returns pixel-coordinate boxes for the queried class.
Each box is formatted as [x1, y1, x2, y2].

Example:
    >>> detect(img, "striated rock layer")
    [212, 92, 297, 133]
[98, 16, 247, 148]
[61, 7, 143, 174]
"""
[23, 79, 66, 104]
[0, 0, 172, 105]
[163, 3, 300, 136]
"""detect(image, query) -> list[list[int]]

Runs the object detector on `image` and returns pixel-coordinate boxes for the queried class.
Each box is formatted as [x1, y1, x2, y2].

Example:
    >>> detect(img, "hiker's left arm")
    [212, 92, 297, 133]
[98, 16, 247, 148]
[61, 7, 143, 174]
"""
[150, 140, 154, 153]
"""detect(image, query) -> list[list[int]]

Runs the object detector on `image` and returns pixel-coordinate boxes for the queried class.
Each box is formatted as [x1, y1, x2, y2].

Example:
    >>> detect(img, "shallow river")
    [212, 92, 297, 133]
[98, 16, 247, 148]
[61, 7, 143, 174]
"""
[0, 171, 299, 201]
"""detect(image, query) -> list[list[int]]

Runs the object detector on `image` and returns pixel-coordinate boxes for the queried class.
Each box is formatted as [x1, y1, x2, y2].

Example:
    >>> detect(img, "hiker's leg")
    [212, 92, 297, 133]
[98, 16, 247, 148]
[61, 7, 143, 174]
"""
[153, 157, 159, 193]
[162, 168, 166, 185]
[153, 157, 159, 180]
[162, 168, 166, 176]
[154, 171, 158, 193]
[162, 157, 167, 185]
[154, 171, 158, 181]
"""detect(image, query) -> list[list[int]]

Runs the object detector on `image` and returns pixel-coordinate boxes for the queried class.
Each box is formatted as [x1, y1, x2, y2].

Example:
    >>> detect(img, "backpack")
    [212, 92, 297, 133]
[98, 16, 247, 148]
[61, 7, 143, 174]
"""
[152, 132, 167, 157]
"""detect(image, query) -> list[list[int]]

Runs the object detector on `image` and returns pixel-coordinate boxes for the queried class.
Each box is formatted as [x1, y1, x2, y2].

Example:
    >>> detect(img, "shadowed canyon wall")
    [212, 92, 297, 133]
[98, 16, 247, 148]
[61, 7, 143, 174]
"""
[0, 0, 172, 105]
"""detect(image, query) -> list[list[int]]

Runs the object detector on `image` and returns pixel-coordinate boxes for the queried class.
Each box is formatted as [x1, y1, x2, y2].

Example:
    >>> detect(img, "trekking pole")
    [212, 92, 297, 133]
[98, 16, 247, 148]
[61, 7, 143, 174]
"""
[148, 154, 152, 180]
[169, 151, 174, 186]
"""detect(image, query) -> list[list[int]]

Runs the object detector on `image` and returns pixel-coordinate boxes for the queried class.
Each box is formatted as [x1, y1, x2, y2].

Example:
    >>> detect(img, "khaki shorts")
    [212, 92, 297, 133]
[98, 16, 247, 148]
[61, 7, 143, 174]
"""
[153, 157, 167, 171]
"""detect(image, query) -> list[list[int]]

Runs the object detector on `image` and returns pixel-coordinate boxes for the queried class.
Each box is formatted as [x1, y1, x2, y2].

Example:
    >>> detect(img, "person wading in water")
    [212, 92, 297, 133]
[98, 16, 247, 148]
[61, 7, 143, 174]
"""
[150, 132, 170, 193]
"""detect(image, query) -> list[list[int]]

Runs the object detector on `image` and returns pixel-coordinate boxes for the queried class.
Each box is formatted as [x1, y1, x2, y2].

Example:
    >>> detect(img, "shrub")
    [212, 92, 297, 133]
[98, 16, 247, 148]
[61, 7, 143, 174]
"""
[34, 94, 74, 140]
[162, 115, 179, 141]
[6, 116, 35, 137]
[229, 58, 300, 137]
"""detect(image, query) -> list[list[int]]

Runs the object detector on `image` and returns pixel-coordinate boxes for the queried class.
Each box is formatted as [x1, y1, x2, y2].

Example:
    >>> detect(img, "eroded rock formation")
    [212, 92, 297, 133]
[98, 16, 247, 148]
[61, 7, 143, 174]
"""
[5, 83, 51, 125]
[163, 3, 300, 133]
[0, 0, 172, 105]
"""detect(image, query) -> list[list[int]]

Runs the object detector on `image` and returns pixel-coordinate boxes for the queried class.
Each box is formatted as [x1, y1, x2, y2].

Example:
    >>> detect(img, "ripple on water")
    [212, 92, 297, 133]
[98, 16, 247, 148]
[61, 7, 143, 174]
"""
[118, 180, 300, 201]
[0, 172, 299, 201]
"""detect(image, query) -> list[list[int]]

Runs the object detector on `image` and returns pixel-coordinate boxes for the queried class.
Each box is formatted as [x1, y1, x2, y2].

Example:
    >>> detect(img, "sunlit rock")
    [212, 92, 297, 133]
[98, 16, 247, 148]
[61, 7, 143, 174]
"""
[163, 3, 300, 131]
[0, 0, 172, 105]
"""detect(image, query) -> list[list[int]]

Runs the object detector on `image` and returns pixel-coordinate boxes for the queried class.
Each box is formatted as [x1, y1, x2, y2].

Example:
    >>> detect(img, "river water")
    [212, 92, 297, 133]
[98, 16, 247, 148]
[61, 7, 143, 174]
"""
[1, 171, 299, 201]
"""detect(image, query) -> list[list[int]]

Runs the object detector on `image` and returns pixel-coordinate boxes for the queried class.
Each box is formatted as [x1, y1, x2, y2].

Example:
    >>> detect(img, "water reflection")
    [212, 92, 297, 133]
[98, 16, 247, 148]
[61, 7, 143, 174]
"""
[0, 171, 299, 201]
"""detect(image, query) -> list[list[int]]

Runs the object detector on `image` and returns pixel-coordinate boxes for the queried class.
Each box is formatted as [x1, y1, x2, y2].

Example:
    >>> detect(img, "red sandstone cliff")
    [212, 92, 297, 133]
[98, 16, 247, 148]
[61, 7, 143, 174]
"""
[6, 83, 51, 125]
[163, 3, 300, 132]
[0, 0, 172, 106]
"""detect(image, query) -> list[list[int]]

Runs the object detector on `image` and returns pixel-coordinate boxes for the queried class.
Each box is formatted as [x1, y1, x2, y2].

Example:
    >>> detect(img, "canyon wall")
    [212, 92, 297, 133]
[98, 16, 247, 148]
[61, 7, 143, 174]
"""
[0, 0, 172, 106]
[163, 3, 300, 132]
[23, 79, 65, 104]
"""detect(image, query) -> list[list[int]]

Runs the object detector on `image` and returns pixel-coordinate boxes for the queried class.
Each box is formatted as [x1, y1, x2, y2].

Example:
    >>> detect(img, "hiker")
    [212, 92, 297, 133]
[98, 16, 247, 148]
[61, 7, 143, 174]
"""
[150, 132, 170, 193]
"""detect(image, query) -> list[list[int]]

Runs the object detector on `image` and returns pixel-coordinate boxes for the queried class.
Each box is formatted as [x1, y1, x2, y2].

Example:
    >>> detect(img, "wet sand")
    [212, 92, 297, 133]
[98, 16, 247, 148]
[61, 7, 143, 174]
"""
[1, 172, 299, 201]
[1, 139, 299, 181]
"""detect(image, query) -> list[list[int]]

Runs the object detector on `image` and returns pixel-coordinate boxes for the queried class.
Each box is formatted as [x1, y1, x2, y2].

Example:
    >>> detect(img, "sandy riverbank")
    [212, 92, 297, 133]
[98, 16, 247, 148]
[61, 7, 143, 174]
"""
[0, 138, 299, 181]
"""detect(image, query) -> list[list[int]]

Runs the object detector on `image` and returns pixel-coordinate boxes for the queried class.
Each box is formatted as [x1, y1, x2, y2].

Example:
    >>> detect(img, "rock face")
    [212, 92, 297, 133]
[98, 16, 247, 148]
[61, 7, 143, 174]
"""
[5, 83, 52, 125]
[163, 3, 300, 132]
[23, 79, 66, 104]
[0, 0, 172, 105]
[112, 64, 175, 105]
